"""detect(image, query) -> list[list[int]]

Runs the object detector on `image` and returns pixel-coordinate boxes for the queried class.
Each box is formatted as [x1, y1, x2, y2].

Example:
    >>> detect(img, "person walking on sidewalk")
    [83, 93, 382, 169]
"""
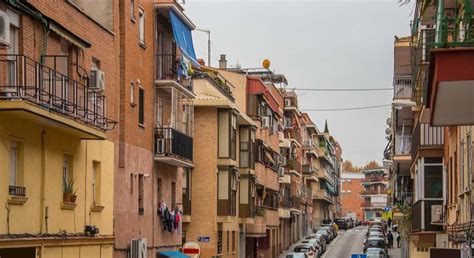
[397, 234, 401, 248]
[387, 230, 394, 248]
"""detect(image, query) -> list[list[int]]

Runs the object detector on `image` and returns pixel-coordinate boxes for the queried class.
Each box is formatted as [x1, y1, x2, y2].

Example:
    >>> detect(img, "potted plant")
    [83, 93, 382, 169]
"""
[63, 178, 77, 203]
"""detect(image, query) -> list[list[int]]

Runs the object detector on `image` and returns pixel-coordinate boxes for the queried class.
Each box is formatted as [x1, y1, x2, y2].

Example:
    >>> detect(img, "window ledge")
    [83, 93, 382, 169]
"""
[458, 190, 471, 197]
[8, 195, 28, 205]
[139, 42, 147, 50]
[139, 123, 145, 129]
[131, 15, 136, 23]
[61, 202, 77, 210]
[131, 102, 137, 108]
[91, 205, 105, 213]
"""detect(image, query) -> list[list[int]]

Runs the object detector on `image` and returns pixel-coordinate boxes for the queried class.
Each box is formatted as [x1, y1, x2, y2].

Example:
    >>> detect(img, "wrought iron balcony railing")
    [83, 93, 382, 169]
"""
[0, 55, 116, 130]
[393, 76, 412, 99]
[411, 123, 444, 160]
[9, 185, 26, 197]
[394, 134, 412, 156]
[154, 127, 193, 162]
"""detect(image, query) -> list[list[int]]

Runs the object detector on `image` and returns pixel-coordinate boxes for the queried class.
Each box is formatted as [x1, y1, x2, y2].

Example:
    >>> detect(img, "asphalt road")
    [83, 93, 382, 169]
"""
[322, 226, 368, 258]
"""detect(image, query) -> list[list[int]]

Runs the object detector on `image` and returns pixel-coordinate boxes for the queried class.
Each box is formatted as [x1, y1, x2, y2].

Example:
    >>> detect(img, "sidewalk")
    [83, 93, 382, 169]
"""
[388, 246, 401, 258]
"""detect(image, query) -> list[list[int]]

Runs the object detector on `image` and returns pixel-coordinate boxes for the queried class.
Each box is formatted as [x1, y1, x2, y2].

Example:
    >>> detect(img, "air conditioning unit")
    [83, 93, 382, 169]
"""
[130, 239, 147, 258]
[281, 156, 287, 166]
[90, 69, 106, 91]
[431, 205, 443, 224]
[261, 116, 270, 128]
[156, 139, 165, 154]
[284, 99, 291, 107]
[0, 11, 10, 46]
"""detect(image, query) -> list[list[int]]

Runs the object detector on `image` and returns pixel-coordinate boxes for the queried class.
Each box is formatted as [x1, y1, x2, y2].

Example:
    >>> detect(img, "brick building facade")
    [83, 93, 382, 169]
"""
[341, 172, 365, 221]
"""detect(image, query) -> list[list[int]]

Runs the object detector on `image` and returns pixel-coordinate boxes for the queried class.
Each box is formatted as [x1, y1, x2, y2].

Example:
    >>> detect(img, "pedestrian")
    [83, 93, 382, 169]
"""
[397, 234, 401, 248]
[388, 217, 392, 229]
[387, 230, 394, 248]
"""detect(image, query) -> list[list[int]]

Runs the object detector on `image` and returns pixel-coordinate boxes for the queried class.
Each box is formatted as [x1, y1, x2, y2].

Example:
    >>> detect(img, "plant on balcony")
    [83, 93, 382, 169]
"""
[396, 202, 412, 241]
[63, 178, 77, 204]
[255, 206, 265, 217]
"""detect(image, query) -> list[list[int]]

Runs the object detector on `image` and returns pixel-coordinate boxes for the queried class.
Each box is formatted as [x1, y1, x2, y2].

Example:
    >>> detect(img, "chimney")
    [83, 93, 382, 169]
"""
[219, 54, 227, 69]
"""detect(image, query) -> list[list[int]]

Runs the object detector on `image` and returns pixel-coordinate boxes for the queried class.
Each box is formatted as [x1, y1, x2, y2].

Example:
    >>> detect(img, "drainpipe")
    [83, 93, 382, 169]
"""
[39, 130, 46, 233]
[435, 0, 445, 46]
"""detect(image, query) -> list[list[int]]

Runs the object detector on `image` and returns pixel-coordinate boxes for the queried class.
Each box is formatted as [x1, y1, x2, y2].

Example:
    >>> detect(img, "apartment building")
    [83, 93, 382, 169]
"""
[114, 1, 196, 257]
[412, 0, 474, 254]
[0, 0, 118, 257]
[311, 123, 338, 227]
[360, 168, 388, 221]
[341, 172, 365, 221]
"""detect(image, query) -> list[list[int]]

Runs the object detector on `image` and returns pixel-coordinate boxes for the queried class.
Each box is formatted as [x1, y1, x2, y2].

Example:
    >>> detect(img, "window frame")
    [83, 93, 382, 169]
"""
[138, 7, 145, 47]
[130, 0, 136, 21]
[138, 86, 145, 126]
[130, 81, 136, 106]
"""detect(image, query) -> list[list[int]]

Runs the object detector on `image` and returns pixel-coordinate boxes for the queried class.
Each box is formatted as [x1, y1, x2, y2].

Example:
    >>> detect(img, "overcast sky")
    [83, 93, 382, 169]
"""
[186, 0, 414, 166]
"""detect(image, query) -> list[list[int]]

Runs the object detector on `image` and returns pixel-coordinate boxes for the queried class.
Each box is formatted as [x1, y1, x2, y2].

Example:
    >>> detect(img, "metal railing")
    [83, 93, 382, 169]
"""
[287, 159, 302, 174]
[361, 189, 388, 195]
[363, 175, 386, 183]
[361, 201, 386, 208]
[393, 76, 412, 99]
[0, 55, 116, 130]
[154, 127, 193, 161]
[394, 191, 413, 207]
[9, 185, 26, 197]
[291, 196, 301, 210]
[155, 54, 193, 92]
[411, 123, 444, 159]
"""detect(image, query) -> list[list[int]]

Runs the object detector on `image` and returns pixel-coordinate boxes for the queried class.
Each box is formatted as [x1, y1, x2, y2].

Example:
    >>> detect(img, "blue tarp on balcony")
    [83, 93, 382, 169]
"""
[157, 251, 189, 258]
[169, 10, 199, 67]
[324, 181, 336, 195]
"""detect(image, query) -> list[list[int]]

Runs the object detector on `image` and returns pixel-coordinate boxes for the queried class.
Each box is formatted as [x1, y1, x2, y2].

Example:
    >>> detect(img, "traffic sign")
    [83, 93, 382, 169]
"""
[183, 242, 201, 257]
[197, 236, 210, 242]
[351, 254, 367, 258]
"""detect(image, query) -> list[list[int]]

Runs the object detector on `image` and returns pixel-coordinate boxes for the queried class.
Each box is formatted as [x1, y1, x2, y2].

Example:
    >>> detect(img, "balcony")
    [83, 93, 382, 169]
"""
[412, 200, 443, 233]
[0, 55, 116, 139]
[286, 159, 302, 177]
[246, 206, 266, 237]
[360, 189, 387, 196]
[8, 186, 26, 197]
[394, 191, 413, 207]
[278, 174, 291, 184]
[393, 76, 412, 99]
[411, 123, 444, 160]
[361, 201, 386, 209]
[291, 196, 302, 210]
[302, 164, 318, 182]
[312, 189, 333, 204]
[154, 127, 193, 167]
[411, 28, 435, 104]
[155, 54, 193, 93]
[363, 175, 386, 184]
[302, 139, 316, 150]
[394, 134, 412, 156]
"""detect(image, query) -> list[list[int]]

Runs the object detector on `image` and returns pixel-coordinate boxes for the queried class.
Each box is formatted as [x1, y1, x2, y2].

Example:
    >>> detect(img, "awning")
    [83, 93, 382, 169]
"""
[49, 22, 91, 49]
[157, 251, 189, 258]
[324, 181, 336, 195]
[169, 10, 199, 67]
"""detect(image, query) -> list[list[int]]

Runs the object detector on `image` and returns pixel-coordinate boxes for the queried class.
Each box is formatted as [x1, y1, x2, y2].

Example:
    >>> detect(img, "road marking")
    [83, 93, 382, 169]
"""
[321, 235, 341, 258]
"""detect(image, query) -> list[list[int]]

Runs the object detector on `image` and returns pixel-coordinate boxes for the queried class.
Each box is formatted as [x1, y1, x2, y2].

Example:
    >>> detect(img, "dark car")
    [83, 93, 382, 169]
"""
[366, 247, 388, 258]
[334, 218, 348, 230]
[363, 237, 388, 253]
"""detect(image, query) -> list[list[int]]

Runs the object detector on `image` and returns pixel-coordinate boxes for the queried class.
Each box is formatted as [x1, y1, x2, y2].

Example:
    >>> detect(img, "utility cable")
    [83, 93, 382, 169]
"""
[287, 88, 393, 92]
[301, 104, 391, 112]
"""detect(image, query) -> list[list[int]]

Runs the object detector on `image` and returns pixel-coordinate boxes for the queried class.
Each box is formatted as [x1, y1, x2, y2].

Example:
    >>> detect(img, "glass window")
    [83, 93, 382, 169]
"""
[130, 82, 135, 105]
[138, 8, 145, 45]
[138, 87, 144, 125]
[138, 174, 144, 215]
[130, 0, 135, 19]
[92, 161, 101, 205]
[63, 154, 73, 191]
[425, 164, 443, 198]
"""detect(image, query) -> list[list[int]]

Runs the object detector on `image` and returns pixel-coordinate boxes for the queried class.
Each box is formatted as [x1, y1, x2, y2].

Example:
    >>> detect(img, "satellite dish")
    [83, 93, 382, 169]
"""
[385, 128, 392, 135]
[385, 135, 390, 140]
[262, 59, 270, 69]
[386, 118, 392, 126]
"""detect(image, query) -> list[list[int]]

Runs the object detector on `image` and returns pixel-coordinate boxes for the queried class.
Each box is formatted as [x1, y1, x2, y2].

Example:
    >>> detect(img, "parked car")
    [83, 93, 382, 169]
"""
[334, 218, 348, 230]
[286, 252, 309, 258]
[294, 244, 318, 258]
[313, 233, 327, 253]
[315, 228, 332, 242]
[366, 227, 385, 237]
[301, 239, 322, 256]
[322, 223, 338, 237]
[367, 231, 385, 240]
[319, 226, 335, 240]
[363, 237, 388, 254]
[365, 247, 388, 258]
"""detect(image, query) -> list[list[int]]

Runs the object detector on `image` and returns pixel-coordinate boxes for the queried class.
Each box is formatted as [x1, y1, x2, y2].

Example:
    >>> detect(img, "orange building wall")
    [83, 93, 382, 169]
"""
[341, 176, 364, 221]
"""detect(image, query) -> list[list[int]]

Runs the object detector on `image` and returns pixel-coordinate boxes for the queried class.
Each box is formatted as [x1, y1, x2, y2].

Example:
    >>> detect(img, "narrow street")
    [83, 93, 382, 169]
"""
[322, 226, 366, 258]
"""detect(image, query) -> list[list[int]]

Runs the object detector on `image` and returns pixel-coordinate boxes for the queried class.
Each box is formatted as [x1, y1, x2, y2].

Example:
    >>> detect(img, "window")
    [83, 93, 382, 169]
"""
[232, 231, 236, 253]
[130, 174, 134, 194]
[230, 114, 237, 160]
[138, 174, 144, 215]
[226, 231, 230, 254]
[182, 169, 192, 215]
[424, 158, 443, 199]
[92, 161, 101, 205]
[218, 170, 229, 200]
[9, 141, 17, 187]
[138, 8, 145, 46]
[130, 0, 135, 20]
[217, 231, 223, 254]
[171, 181, 176, 210]
[138, 87, 144, 126]
[130, 82, 135, 106]
[63, 154, 73, 191]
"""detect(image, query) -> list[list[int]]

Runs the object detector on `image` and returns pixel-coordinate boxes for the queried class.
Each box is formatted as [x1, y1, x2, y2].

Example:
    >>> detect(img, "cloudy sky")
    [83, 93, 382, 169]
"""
[185, 0, 414, 166]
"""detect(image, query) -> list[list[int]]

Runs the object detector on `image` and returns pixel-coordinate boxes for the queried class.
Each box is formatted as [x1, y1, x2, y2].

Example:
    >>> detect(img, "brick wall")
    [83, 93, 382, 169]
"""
[341, 177, 364, 221]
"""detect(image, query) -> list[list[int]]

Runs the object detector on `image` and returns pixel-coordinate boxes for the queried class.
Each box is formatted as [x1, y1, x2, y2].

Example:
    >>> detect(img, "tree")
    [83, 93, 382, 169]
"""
[342, 160, 362, 172]
[363, 161, 381, 170]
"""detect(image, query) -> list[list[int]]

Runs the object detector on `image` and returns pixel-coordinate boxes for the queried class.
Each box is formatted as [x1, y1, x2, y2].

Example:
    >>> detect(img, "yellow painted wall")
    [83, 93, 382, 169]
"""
[0, 113, 114, 257]
[43, 244, 113, 258]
